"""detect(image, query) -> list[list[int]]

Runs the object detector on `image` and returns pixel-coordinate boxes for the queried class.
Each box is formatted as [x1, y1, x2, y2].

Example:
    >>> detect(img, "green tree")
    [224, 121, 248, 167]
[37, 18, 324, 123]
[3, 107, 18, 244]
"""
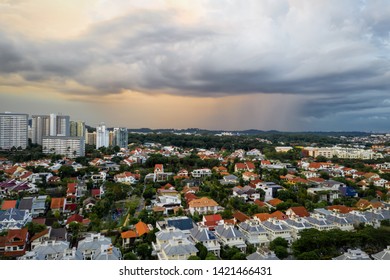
[135, 243, 152, 260]
[124, 252, 138, 260]
[196, 242, 208, 260]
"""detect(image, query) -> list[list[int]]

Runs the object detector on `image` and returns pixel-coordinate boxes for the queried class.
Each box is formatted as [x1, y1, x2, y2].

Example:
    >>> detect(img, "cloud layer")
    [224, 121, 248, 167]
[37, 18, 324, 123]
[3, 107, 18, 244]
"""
[1, 0, 389, 130]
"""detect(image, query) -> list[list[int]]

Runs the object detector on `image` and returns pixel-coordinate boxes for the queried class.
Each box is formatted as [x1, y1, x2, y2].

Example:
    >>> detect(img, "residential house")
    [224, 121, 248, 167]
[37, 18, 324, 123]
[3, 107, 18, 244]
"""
[356, 199, 384, 211]
[246, 149, 263, 157]
[238, 219, 269, 247]
[31, 195, 47, 217]
[152, 227, 193, 259]
[261, 218, 293, 243]
[307, 185, 340, 203]
[339, 186, 358, 198]
[283, 217, 313, 240]
[253, 211, 287, 222]
[286, 206, 310, 218]
[327, 213, 355, 231]
[333, 249, 370, 260]
[327, 205, 354, 214]
[114, 172, 139, 184]
[345, 211, 380, 228]
[19, 241, 82, 260]
[176, 169, 189, 178]
[18, 197, 33, 213]
[191, 168, 212, 178]
[232, 186, 258, 201]
[190, 225, 221, 256]
[1, 228, 29, 257]
[77, 233, 121, 260]
[214, 224, 247, 252]
[157, 237, 198, 260]
[252, 181, 283, 202]
[372, 246, 390, 260]
[121, 230, 138, 249]
[30, 228, 50, 250]
[50, 197, 66, 214]
[1, 200, 17, 210]
[246, 248, 279, 260]
[188, 197, 219, 215]
[305, 214, 337, 231]
[201, 214, 223, 230]
[242, 172, 259, 182]
[233, 211, 251, 223]
[0, 208, 32, 231]
[234, 162, 256, 173]
[267, 198, 284, 208]
[66, 213, 84, 226]
[83, 197, 96, 213]
[220, 174, 239, 185]
[154, 187, 181, 215]
[0, 179, 38, 197]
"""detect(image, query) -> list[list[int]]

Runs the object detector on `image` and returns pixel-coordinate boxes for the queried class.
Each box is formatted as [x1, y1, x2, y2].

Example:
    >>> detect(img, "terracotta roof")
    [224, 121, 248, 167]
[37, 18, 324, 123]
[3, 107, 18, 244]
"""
[356, 199, 372, 209]
[245, 162, 256, 170]
[185, 192, 198, 203]
[30, 228, 50, 242]
[235, 163, 246, 170]
[1, 200, 17, 210]
[67, 214, 84, 224]
[154, 164, 163, 172]
[267, 198, 283, 207]
[224, 219, 236, 225]
[327, 205, 354, 214]
[67, 183, 77, 193]
[50, 197, 65, 210]
[254, 200, 266, 207]
[308, 177, 324, 182]
[188, 197, 219, 208]
[6, 228, 28, 245]
[135, 221, 150, 236]
[253, 213, 272, 222]
[271, 210, 288, 220]
[121, 230, 137, 239]
[204, 214, 223, 223]
[233, 211, 250, 222]
[287, 206, 310, 217]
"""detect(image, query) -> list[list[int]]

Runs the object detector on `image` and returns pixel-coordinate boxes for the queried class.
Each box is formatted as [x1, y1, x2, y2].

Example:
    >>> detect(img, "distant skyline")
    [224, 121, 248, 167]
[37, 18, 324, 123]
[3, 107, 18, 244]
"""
[1, 1, 389, 132]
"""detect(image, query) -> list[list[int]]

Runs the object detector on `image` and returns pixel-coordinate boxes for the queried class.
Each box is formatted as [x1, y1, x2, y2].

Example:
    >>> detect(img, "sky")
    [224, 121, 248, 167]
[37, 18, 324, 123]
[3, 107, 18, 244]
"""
[0, 0, 389, 132]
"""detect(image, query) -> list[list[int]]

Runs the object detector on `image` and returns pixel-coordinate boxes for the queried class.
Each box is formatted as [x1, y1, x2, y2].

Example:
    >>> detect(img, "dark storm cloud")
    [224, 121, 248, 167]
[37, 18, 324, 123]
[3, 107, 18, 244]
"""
[1, 1, 390, 122]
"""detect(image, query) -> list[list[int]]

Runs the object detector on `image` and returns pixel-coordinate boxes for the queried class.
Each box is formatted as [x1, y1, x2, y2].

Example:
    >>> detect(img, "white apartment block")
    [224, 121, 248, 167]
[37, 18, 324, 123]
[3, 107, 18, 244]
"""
[96, 123, 109, 149]
[0, 113, 28, 150]
[304, 146, 382, 160]
[42, 136, 85, 158]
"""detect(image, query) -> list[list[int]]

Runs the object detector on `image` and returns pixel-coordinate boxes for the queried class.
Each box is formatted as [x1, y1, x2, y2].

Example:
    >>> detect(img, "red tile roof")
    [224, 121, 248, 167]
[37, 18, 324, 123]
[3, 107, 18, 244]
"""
[267, 198, 283, 207]
[233, 211, 250, 223]
[135, 221, 150, 236]
[91, 189, 101, 197]
[327, 205, 354, 214]
[30, 228, 50, 242]
[1, 200, 17, 210]
[67, 183, 77, 193]
[254, 200, 266, 207]
[67, 214, 83, 224]
[271, 210, 288, 220]
[50, 198, 65, 210]
[287, 206, 310, 217]
[121, 230, 137, 239]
